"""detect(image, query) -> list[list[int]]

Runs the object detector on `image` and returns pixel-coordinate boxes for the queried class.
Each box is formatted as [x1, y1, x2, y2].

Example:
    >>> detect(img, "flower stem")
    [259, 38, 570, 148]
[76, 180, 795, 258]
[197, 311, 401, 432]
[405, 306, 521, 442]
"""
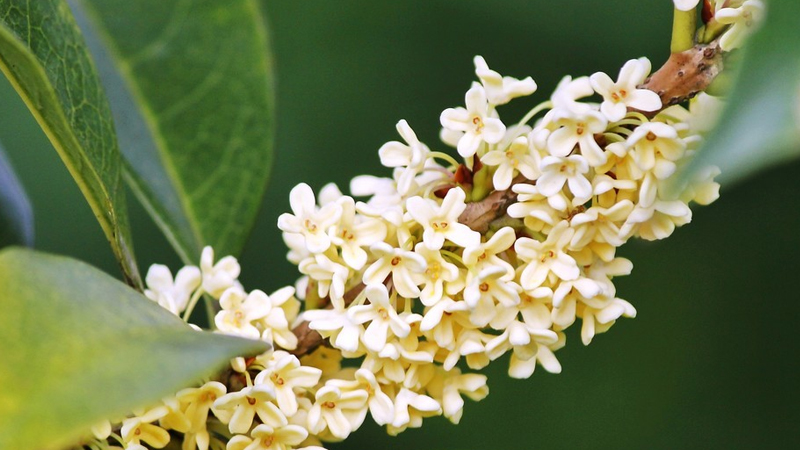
[182, 288, 205, 323]
[514, 100, 553, 131]
[429, 151, 461, 169]
[671, 7, 697, 53]
[203, 295, 217, 329]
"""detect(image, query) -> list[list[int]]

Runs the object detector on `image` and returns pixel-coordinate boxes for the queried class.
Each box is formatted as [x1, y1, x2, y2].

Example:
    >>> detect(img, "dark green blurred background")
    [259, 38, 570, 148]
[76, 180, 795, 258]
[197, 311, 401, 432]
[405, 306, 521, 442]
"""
[2, 0, 799, 448]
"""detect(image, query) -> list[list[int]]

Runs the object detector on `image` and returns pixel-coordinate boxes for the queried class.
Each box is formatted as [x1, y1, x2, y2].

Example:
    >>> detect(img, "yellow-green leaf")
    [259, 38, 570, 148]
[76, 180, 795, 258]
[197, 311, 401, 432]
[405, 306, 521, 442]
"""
[73, 0, 276, 263]
[0, 247, 269, 450]
[0, 0, 140, 286]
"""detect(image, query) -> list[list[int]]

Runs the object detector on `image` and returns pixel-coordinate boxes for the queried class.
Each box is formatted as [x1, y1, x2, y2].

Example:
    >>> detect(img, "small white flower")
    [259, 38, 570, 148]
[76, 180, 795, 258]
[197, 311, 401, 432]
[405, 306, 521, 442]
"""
[420, 296, 471, 346]
[329, 196, 387, 270]
[299, 254, 350, 308]
[569, 200, 635, 248]
[584, 257, 633, 297]
[507, 184, 568, 232]
[389, 387, 442, 430]
[515, 221, 580, 291]
[120, 406, 171, 449]
[426, 368, 489, 424]
[254, 352, 322, 416]
[327, 368, 395, 426]
[485, 319, 559, 379]
[550, 75, 594, 115]
[350, 175, 403, 223]
[226, 423, 308, 450]
[680, 165, 721, 206]
[440, 85, 506, 158]
[580, 297, 637, 345]
[174, 381, 227, 433]
[473, 55, 537, 105]
[620, 199, 692, 241]
[550, 277, 606, 327]
[307, 385, 368, 439]
[144, 264, 200, 315]
[406, 187, 481, 250]
[255, 286, 301, 350]
[349, 284, 411, 352]
[462, 226, 516, 280]
[627, 122, 686, 179]
[547, 109, 608, 166]
[464, 266, 522, 327]
[215, 289, 271, 339]
[716, 0, 765, 51]
[303, 305, 364, 354]
[441, 328, 491, 371]
[278, 183, 342, 254]
[363, 242, 426, 298]
[590, 57, 661, 122]
[413, 243, 461, 307]
[481, 135, 541, 189]
[318, 182, 344, 205]
[213, 384, 285, 434]
[200, 246, 241, 298]
[537, 155, 593, 206]
[378, 120, 431, 195]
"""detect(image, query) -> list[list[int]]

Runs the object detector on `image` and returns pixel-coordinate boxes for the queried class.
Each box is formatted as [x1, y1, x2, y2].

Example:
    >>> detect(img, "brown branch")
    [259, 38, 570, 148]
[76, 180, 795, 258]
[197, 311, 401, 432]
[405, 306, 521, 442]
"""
[289, 39, 726, 358]
[290, 282, 365, 356]
[458, 175, 527, 233]
[640, 41, 723, 109]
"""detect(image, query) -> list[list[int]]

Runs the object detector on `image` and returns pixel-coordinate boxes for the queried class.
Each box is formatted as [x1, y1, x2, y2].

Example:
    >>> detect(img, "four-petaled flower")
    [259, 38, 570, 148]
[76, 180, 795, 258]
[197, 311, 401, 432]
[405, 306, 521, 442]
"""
[200, 246, 241, 298]
[440, 85, 506, 158]
[481, 135, 542, 190]
[590, 57, 661, 122]
[307, 385, 369, 439]
[215, 288, 272, 339]
[473, 55, 537, 106]
[406, 187, 480, 251]
[254, 352, 322, 416]
[144, 263, 200, 315]
[278, 183, 343, 254]
[378, 120, 431, 195]
[349, 283, 412, 352]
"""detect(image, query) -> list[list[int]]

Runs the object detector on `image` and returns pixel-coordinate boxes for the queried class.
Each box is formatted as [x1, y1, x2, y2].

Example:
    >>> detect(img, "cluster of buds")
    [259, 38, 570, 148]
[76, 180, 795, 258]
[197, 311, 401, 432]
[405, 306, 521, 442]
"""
[75, 0, 782, 441]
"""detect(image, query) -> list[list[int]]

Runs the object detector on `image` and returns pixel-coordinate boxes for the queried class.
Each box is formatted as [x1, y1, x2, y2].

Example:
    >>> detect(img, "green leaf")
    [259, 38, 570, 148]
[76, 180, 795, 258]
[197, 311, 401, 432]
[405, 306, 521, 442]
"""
[0, 143, 33, 248]
[73, 0, 276, 263]
[687, 0, 800, 185]
[0, 247, 269, 450]
[0, 0, 140, 286]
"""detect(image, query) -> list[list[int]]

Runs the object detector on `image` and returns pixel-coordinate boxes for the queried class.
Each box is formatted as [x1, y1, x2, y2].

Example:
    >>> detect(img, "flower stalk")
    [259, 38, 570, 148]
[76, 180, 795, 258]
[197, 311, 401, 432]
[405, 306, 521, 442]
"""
[671, 7, 698, 53]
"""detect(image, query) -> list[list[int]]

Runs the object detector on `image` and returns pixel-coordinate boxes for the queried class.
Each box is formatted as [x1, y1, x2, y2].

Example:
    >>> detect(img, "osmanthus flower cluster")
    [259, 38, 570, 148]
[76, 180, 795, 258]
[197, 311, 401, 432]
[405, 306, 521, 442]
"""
[79, 40, 737, 450]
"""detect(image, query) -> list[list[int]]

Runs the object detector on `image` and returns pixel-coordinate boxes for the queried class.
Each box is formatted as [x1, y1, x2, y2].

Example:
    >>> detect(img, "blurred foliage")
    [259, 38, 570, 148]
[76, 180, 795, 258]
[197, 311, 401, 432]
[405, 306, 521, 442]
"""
[0, 142, 33, 247]
[0, 0, 797, 448]
[73, 0, 275, 263]
[0, 0, 140, 285]
[687, 0, 800, 185]
[0, 248, 269, 450]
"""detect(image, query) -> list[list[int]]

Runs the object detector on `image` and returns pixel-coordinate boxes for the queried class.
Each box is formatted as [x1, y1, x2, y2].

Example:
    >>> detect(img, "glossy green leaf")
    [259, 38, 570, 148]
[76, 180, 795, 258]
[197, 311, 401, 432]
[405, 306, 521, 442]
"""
[0, 0, 140, 286]
[0, 247, 269, 450]
[687, 0, 800, 185]
[0, 142, 33, 247]
[73, 0, 276, 263]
